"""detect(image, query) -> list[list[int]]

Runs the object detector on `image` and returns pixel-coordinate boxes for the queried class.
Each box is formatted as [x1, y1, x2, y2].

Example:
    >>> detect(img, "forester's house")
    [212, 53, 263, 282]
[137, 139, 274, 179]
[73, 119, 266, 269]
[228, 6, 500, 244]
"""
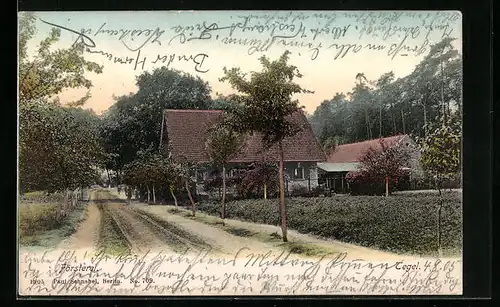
[317, 134, 423, 193]
[160, 109, 326, 196]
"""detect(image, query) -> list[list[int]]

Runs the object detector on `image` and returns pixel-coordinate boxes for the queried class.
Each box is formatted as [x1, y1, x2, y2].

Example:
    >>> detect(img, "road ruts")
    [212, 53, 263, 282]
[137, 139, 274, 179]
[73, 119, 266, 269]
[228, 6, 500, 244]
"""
[96, 189, 212, 254]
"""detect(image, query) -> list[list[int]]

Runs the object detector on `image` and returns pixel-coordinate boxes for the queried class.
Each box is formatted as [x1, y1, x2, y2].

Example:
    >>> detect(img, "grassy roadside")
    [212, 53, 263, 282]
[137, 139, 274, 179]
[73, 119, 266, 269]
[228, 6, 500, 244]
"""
[19, 192, 88, 247]
[143, 206, 335, 258]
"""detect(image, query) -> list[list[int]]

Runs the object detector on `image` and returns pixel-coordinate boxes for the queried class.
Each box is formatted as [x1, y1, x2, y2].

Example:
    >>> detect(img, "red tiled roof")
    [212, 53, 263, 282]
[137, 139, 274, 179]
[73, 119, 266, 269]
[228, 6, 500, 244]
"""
[162, 109, 326, 164]
[326, 135, 408, 163]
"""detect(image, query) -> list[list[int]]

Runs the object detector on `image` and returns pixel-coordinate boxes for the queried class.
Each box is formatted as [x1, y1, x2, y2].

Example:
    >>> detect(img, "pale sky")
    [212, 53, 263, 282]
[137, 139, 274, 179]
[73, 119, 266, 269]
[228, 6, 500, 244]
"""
[21, 10, 462, 114]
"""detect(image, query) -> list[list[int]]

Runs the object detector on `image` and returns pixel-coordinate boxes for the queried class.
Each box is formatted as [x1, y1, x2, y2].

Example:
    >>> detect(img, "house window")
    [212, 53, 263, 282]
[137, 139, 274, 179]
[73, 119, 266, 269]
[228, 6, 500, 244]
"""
[229, 169, 238, 178]
[292, 167, 305, 180]
[196, 170, 205, 182]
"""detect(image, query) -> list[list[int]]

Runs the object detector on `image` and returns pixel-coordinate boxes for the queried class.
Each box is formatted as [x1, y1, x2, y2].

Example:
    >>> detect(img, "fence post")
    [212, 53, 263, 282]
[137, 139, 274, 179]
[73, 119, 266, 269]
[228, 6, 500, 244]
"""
[308, 178, 311, 193]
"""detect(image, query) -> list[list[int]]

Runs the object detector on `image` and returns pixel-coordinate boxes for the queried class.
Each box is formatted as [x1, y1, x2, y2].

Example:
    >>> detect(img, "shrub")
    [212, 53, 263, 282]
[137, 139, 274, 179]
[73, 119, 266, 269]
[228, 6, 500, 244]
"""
[203, 175, 223, 193]
[290, 184, 309, 197]
[196, 194, 462, 256]
[237, 162, 279, 199]
[310, 185, 324, 197]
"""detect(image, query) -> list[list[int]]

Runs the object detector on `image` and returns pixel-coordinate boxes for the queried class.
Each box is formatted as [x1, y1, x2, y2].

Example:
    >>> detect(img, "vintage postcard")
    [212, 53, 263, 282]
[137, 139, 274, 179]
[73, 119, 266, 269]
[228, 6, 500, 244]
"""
[18, 10, 463, 296]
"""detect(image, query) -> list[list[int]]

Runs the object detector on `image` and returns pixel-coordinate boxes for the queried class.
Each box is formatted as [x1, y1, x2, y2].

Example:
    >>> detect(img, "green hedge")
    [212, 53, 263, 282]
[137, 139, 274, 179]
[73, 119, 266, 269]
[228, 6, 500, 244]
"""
[196, 194, 462, 256]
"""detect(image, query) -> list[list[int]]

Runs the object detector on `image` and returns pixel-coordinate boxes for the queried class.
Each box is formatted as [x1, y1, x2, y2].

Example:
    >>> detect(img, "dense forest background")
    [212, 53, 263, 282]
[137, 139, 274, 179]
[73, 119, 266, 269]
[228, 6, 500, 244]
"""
[307, 37, 462, 152]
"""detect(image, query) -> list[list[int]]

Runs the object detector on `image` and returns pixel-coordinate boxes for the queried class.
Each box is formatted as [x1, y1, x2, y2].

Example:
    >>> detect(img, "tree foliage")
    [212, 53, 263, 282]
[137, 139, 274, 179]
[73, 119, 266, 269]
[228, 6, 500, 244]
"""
[205, 119, 245, 167]
[309, 38, 462, 147]
[416, 108, 461, 258]
[18, 12, 103, 103]
[19, 101, 105, 193]
[100, 68, 215, 181]
[219, 50, 312, 242]
[418, 114, 462, 188]
[219, 50, 312, 144]
[205, 117, 245, 219]
[346, 139, 413, 195]
[18, 12, 105, 194]
[239, 161, 279, 199]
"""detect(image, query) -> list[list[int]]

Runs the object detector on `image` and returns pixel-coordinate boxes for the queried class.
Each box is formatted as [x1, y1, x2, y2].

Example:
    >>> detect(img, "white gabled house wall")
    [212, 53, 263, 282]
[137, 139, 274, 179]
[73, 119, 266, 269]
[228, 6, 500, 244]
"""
[193, 161, 321, 196]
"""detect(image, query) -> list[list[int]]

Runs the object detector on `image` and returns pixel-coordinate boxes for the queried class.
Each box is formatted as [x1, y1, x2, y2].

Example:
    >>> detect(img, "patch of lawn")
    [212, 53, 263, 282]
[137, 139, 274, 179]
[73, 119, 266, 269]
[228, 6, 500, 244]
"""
[19, 200, 88, 248]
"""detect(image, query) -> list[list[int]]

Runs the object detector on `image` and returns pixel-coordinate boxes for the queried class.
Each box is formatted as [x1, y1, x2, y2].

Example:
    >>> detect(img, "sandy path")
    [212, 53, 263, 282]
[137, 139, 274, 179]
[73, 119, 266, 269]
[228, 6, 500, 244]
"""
[57, 191, 101, 250]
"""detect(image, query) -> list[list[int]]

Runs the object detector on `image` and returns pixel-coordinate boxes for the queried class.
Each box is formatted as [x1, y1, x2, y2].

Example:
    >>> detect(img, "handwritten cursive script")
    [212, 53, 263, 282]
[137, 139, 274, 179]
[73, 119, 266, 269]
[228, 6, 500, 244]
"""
[19, 248, 462, 296]
[35, 11, 460, 76]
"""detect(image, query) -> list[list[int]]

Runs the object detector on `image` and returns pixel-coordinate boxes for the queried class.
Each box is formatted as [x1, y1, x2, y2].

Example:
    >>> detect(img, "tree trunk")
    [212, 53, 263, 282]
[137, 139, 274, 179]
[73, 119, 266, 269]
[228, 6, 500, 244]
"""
[264, 183, 267, 200]
[440, 59, 447, 123]
[278, 141, 288, 242]
[379, 105, 382, 137]
[401, 109, 406, 134]
[147, 185, 150, 203]
[344, 115, 349, 139]
[106, 169, 111, 187]
[221, 165, 226, 221]
[72, 190, 77, 208]
[186, 179, 195, 216]
[437, 185, 444, 257]
[364, 109, 371, 139]
[423, 103, 428, 137]
[392, 110, 397, 134]
[117, 169, 122, 185]
[126, 186, 131, 205]
[62, 189, 70, 217]
[170, 188, 178, 206]
[152, 185, 156, 204]
[385, 176, 389, 197]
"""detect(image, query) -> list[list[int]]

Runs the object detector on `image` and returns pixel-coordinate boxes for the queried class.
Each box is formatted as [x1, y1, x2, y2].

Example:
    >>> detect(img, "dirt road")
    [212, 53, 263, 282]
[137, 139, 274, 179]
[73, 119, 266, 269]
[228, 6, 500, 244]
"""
[57, 191, 101, 250]
[91, 190, 214, 255]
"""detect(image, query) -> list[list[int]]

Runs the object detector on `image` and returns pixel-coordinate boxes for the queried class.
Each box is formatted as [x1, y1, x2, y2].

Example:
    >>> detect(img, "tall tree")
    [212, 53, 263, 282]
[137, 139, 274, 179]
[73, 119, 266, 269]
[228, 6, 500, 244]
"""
[134, 68, 212, 150]
[19, 101, 105, 215]
[308, 93, 350, 147]
[418, 113, 461, 256]
[374, 71, 395, 138]
[353, 72, 374, 140]
[18, 12, 105, 205]
[220, 50, 312, 242]
[100, 69, 214, 182]
[308, 38, 462, 144]
[205, 118, 245, 221]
